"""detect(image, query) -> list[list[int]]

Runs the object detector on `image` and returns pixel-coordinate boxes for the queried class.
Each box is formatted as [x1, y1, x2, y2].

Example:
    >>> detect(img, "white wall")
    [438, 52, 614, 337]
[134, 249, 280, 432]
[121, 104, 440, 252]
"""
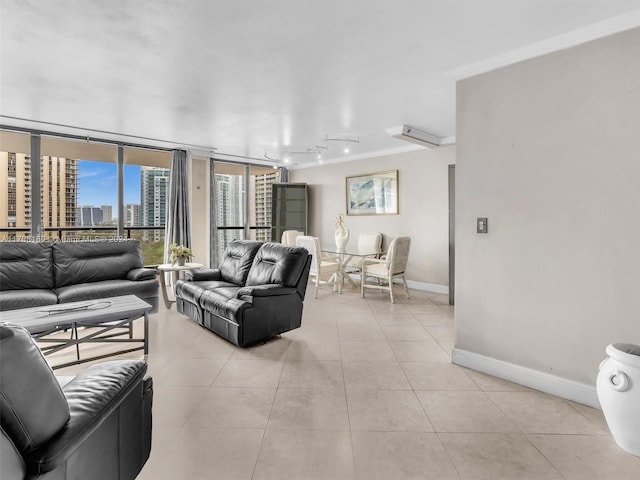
[454, 27, 640, 401]
[291, 146, 455, 291]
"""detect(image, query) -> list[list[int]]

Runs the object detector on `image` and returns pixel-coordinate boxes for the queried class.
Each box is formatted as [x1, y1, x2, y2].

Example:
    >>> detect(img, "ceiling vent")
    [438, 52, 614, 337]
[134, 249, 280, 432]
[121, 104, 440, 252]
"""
[390, 125, 443, 148]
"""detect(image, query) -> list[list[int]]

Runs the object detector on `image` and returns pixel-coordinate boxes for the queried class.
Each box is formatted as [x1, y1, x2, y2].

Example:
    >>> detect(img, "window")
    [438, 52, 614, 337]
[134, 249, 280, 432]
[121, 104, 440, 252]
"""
[213, 161, 278, 260]
[0, 131, 170, 265]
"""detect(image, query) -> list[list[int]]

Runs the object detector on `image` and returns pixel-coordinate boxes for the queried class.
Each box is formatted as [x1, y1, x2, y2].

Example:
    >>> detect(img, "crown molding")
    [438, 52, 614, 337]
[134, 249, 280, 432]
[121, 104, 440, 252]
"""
[448, 9, 640, 80]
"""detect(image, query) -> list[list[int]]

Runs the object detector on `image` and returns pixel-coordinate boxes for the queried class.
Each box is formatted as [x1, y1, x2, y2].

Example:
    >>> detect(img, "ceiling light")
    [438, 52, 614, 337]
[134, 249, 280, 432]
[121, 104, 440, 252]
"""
[325, 135, 359, 154]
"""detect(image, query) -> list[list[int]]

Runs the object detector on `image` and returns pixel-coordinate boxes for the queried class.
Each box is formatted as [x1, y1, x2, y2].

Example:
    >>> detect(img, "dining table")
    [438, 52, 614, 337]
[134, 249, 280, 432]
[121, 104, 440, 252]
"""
[321, 244, 381, 290]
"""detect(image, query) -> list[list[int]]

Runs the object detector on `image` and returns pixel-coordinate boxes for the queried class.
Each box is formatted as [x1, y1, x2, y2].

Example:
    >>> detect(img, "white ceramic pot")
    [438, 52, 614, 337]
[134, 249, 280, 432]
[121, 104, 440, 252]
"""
[596, 343, 640, 457]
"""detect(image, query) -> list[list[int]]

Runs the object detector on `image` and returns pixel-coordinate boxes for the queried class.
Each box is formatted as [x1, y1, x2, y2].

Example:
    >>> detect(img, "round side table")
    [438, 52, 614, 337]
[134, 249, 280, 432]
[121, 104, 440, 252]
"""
[156, 263, 203, 309]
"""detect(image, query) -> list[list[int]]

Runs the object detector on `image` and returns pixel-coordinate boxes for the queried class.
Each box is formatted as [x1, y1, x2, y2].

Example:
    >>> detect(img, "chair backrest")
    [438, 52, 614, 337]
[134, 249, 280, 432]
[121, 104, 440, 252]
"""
[387, 236, 411, 274]
[281, 230, 304, 246]
[357, 232, 382, 255]
[295, 235, 321, 275]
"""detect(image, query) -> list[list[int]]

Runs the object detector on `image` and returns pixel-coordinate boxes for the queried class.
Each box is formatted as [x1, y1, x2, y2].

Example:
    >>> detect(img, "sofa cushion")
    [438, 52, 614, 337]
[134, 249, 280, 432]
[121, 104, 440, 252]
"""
[218, 240, 263, 285]
[52, 240, 144, 288]
[175, 280, 237, 305]
[199, 287, 248, 324]
[245, 243, 308, 288]
[0, 289, 58, 312]
[0, 324, 70, 453]
[0, 242, 54, 291]
[55, 279, 158, 304]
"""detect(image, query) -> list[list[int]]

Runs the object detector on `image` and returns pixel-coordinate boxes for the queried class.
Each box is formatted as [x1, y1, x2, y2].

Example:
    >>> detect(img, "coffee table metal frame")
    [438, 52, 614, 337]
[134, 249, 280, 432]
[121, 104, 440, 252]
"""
[0, 295, 151, 369]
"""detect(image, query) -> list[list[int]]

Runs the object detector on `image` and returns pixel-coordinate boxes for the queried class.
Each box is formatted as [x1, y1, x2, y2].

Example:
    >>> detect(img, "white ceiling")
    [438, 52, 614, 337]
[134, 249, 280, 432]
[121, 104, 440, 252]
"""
[2, 1, 640, 168]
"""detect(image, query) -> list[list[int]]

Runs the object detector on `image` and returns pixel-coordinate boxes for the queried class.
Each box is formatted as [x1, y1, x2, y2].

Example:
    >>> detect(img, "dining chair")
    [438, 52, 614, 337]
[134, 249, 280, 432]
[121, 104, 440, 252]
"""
[361, 236, 411, 303]
[281, 230, 304, 246]
[296, 235, 342, 298]
[345, 232, 383, 275]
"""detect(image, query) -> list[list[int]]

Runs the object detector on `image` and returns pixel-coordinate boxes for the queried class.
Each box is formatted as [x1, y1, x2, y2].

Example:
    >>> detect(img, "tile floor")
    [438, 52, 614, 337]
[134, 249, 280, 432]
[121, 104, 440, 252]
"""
[53, 285, 640, 480]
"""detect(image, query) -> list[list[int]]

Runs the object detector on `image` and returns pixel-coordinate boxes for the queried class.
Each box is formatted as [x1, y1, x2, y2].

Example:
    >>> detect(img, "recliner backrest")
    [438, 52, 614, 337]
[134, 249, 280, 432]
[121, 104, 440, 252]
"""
[52, 240, 144, 288]
[0, 242, 54, 291]
[218, 240, 263, 285]
[0, 324, 70, 454]
[245, 243, 309, 288]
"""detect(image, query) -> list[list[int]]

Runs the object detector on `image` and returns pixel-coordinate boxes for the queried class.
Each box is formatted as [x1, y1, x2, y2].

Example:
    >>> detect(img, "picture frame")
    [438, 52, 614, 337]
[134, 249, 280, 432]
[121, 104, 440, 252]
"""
[345, 170, 398, 215]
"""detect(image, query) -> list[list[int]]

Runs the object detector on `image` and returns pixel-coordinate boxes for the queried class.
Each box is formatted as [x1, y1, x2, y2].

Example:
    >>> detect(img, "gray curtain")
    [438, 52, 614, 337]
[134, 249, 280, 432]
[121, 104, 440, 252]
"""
[278, 167, 289, 183]
[209, 158, 219, 268]
[164, 150, 191, 263]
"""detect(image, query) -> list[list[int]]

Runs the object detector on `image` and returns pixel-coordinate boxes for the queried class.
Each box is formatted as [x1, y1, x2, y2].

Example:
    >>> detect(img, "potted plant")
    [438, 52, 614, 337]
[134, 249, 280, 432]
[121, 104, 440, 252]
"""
[168, 243, 193, 266]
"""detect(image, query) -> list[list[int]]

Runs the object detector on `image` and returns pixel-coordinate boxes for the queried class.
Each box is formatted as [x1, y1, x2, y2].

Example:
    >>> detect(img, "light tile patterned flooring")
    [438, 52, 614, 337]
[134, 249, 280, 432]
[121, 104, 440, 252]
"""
[53, 285, 640, 480]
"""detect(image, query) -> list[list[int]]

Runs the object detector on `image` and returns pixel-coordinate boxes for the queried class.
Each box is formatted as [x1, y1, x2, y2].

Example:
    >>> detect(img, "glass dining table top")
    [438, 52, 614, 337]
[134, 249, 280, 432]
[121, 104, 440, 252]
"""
[321, 245, 380, 257]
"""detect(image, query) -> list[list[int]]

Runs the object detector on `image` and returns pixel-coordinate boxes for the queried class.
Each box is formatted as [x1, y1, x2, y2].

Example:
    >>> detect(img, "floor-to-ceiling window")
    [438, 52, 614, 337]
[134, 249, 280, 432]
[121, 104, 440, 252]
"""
[0, 129, 170, 265]
[124, 147, 170, 265]
[213, 160, 278, 260]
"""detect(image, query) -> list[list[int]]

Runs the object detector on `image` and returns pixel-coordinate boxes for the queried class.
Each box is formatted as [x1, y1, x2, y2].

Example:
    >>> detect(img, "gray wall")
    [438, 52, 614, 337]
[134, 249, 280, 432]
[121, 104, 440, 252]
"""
[291, 146, 455, 290]
[455, 27, 640, 386]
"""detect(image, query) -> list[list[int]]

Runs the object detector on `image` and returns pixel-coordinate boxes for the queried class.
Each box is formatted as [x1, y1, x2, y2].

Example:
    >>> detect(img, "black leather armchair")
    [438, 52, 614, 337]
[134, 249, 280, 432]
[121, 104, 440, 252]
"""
[0, 323, 153, 480]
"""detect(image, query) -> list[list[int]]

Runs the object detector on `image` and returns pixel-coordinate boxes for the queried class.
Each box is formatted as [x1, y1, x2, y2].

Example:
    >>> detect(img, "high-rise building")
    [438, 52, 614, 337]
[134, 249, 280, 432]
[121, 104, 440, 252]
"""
[215, 174, 245, 251]
[101, 204, 112, 223]
[140, 166, 169, 241]
[252, 171, 278, 241]
[78, 205, 103, 226]
[125, 203, 141, 227]
[0, 152, 77, 239]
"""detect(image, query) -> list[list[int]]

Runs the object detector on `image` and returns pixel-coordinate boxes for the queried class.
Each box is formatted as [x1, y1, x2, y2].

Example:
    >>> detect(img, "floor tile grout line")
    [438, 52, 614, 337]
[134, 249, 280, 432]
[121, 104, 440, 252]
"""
[249, 343, 289, 480]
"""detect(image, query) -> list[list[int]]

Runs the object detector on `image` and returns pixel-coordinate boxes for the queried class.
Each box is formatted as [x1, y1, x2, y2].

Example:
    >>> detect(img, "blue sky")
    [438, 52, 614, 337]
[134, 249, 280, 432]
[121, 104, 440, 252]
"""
[77, 160, 141, 207]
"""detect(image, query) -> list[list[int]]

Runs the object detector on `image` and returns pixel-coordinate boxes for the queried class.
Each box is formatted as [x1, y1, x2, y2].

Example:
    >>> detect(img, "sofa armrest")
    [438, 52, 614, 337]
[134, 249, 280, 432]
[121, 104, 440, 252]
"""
[127, 267, 158, 281]
[237, 284, 298, 298]
[185, 269, 222, 282]
[25, 360, 148, 474]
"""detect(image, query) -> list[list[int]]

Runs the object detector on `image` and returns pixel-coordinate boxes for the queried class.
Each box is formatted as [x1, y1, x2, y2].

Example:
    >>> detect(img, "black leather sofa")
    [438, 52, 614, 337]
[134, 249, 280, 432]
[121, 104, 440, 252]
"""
[0, 323, 153, 480]
[175, 240, 311, 347]
[0, 240, 159, 313]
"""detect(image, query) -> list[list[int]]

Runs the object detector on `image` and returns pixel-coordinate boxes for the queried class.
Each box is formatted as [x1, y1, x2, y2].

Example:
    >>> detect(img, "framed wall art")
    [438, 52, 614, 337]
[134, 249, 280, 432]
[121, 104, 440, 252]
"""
[345, 170, 398, 215]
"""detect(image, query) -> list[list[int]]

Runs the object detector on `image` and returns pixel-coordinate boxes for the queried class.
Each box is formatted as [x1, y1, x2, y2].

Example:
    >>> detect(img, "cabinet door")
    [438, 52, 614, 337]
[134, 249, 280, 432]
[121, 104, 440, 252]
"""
[271, 183, 308, 241]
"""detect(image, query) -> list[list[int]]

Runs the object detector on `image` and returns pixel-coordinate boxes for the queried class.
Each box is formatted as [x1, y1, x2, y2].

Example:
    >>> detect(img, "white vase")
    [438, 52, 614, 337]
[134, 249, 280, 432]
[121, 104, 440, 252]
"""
[177, 256, 187, 266]
[335, 225, 349, 250]
[596, 343, 640, 457]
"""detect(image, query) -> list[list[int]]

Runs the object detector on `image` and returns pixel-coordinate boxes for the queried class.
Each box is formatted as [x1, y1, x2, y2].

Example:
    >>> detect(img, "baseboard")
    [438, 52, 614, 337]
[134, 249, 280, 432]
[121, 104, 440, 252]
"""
[405, 279, 449, 295]
[451, 348, 600, 408]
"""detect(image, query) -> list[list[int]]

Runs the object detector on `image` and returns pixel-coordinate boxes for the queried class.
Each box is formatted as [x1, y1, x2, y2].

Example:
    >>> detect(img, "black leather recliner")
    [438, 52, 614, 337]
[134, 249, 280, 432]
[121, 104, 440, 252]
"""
[0, 323, 153, 480]
[175, 240, 312, 347]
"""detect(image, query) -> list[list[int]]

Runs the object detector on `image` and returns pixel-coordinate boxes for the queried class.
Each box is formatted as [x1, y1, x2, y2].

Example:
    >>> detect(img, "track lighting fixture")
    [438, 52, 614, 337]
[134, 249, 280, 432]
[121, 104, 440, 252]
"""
[324, 135, 360, 154]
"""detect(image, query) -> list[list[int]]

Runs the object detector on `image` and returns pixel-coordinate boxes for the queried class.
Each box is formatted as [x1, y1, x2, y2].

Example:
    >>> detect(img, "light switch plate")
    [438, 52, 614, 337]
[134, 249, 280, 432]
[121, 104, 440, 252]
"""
[477, 217, 488, 233]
